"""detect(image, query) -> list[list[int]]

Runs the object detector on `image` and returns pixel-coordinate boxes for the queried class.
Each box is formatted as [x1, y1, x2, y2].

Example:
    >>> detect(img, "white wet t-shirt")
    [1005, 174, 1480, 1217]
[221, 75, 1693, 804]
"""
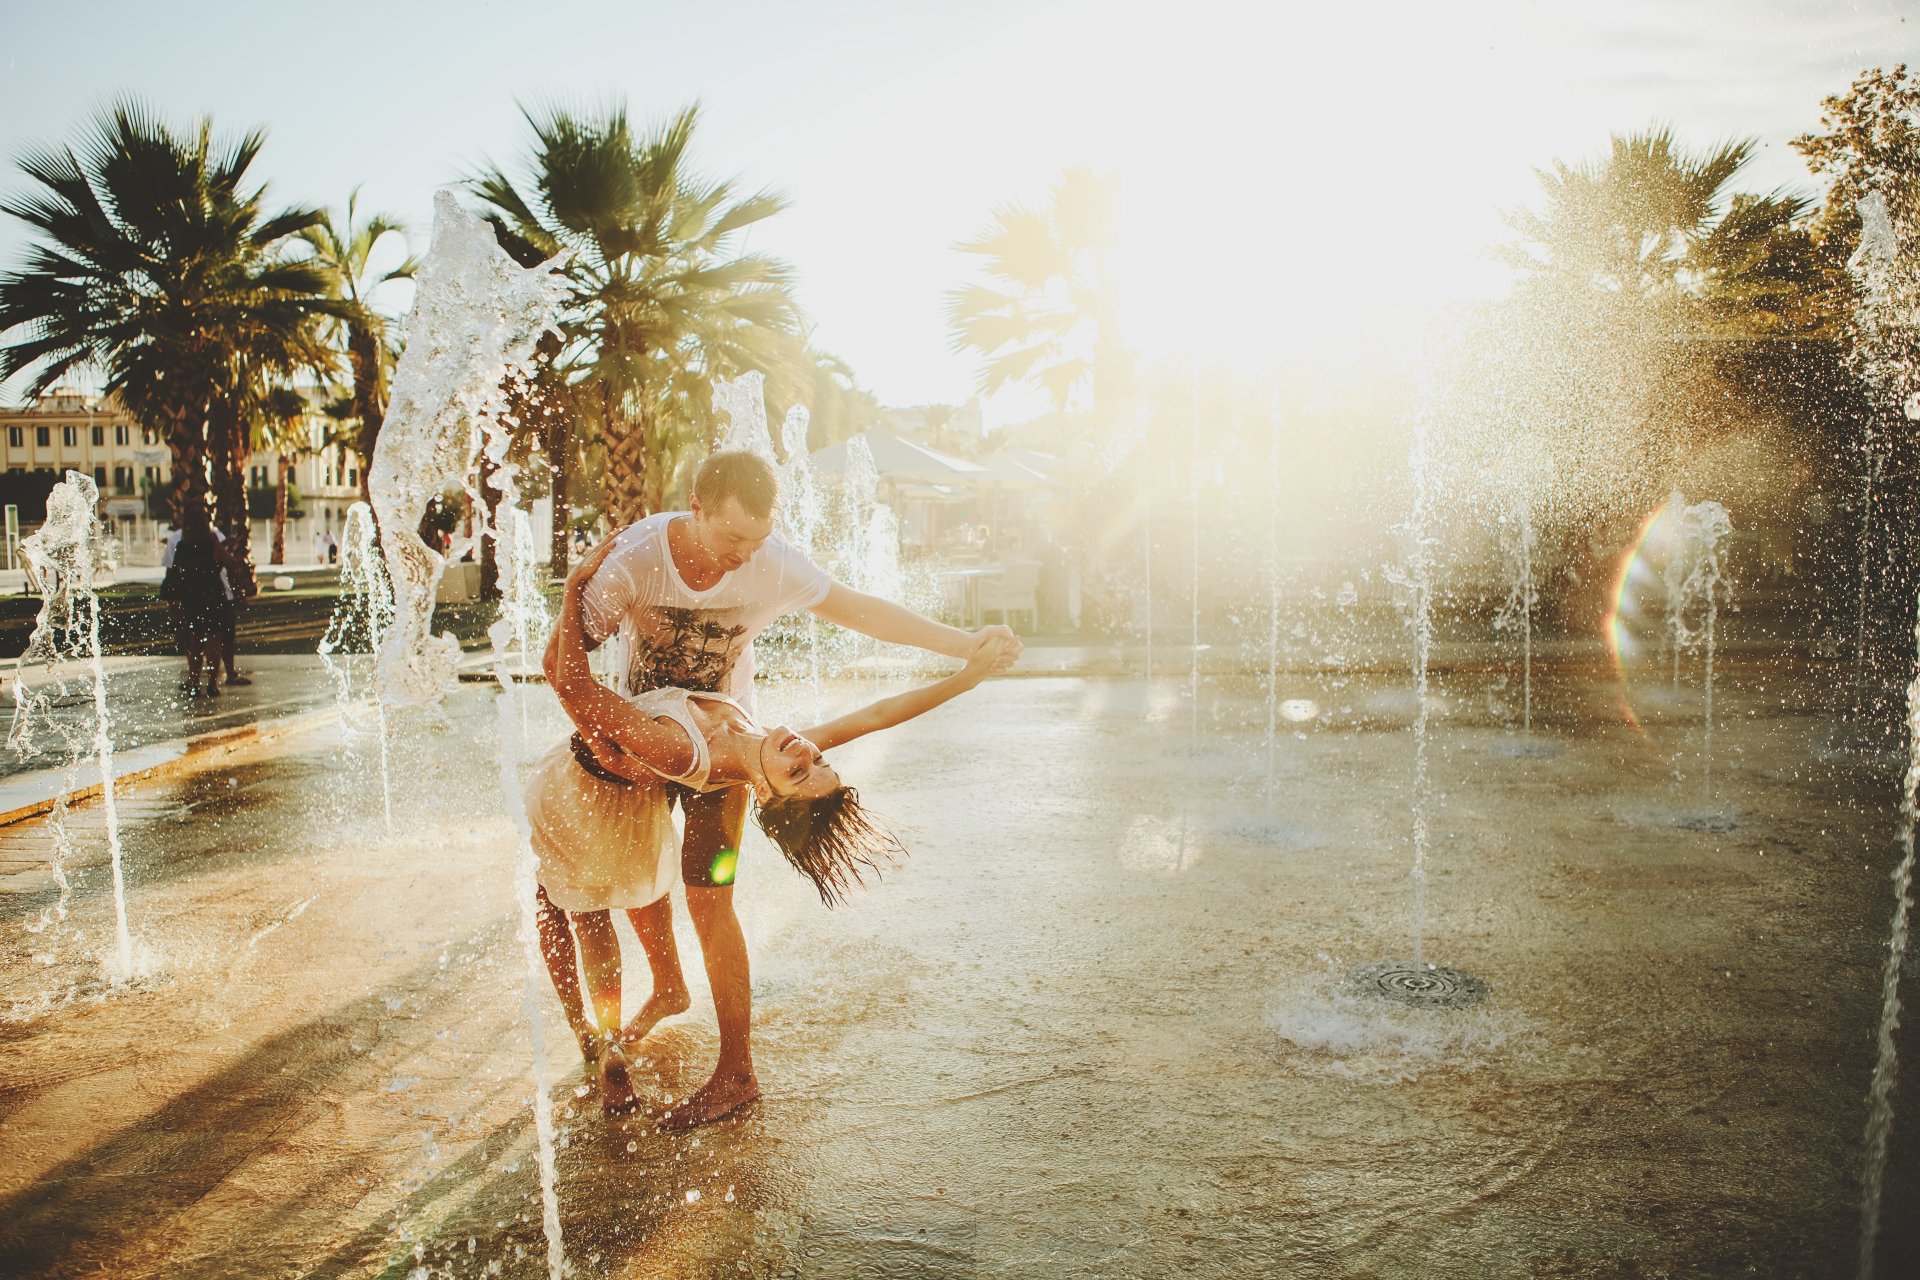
[579, 512, 830, 716]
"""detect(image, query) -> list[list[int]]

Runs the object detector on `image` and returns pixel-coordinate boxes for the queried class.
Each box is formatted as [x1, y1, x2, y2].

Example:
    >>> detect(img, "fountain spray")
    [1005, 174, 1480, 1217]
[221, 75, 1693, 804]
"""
[1494, 499, 1538, 739]
[364, 190, 570, 1280]
[1404, 407, 1435, 964]
[1188, 371, 1200, 760]
[1846, 185, 1920, 1280]
[318, 502, 397, 831]
[1265, 393, 1282, 816]
[7, 474, 135, 981]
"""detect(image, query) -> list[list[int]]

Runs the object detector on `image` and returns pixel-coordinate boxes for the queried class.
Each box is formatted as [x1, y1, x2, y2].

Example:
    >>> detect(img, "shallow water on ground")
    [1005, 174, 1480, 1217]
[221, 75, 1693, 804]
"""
[0, 660, 1915, 1277]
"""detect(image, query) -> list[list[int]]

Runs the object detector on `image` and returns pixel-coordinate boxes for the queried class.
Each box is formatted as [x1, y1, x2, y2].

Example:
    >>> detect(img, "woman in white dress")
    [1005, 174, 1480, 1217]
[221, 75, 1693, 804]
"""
[527, 540, 1009, 1110]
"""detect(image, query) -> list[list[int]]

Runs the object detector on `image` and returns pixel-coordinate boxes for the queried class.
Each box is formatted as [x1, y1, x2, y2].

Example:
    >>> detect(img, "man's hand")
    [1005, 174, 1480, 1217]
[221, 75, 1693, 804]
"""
[582, 727, 652, 782]
[969, 624, 1021, 673]
[961, 630, 1017, 685]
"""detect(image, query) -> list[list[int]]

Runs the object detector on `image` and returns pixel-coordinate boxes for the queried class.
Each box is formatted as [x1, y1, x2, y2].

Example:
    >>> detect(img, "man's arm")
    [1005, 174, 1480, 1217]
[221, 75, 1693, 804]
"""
[803, 633, 1010, 752]
[810, 581, 1021, 671]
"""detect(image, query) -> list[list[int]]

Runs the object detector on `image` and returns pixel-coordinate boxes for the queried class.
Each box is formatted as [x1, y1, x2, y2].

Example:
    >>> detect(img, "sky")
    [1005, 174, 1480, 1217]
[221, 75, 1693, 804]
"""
[0, 0, 1912, 420]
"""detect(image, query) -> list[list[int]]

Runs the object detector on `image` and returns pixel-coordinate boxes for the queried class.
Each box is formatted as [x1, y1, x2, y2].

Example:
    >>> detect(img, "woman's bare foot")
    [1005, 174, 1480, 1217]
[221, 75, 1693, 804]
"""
[616, 988, 692, 1053]
[597, 1040, 640, 1116]
[657, 1068, 759, 1130]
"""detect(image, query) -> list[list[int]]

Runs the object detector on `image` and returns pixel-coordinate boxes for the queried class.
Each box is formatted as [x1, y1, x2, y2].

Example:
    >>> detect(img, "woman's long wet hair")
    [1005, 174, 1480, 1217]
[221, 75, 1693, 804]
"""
[753, 786, 905, 907]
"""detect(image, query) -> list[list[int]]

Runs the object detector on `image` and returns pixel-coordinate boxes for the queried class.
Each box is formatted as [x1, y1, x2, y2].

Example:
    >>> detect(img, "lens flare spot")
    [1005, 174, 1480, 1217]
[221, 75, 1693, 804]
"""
[708, 848, 739, 886]
[1280, 698, 1319, 723]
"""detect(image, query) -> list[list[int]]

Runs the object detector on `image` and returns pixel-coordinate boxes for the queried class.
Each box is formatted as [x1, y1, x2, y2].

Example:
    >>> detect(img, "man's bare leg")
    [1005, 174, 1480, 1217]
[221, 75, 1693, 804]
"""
[617, 893, 692, 1051]
[661, 787, 760, 1128]
[534, 885, 596, 1063]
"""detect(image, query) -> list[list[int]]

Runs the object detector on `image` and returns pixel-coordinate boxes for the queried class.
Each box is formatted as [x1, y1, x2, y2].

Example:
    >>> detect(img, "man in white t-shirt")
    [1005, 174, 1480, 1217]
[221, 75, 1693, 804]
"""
[543, 450, 1019, 1128]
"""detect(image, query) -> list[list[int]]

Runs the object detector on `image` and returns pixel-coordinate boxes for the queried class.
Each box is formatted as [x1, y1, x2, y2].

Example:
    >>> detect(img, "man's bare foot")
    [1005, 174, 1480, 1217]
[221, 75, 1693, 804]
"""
[616, 988, 692, 1053]
[658, 1069, 759, 1130]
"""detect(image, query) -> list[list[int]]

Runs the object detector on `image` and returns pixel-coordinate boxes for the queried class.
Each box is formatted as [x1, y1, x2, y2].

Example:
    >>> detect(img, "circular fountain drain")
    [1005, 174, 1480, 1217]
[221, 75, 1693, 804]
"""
[1348, 961, 1490, 1009]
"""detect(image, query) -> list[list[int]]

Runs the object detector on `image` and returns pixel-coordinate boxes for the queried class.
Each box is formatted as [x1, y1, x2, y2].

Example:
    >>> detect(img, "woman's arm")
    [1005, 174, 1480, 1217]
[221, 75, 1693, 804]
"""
[801, 633, 1009, 753]
[545, 542, 699, 780]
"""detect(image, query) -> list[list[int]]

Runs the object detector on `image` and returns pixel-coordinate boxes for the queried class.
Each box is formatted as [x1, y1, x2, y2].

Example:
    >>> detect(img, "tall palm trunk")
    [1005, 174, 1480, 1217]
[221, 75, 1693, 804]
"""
[478, 446, 501, 601]
[348, 322, 387, 505]
[207, 396, 256, 592]
[272, 454, 291, 565]
[544, 411, 570, 576]
[164, 390, 211, 524]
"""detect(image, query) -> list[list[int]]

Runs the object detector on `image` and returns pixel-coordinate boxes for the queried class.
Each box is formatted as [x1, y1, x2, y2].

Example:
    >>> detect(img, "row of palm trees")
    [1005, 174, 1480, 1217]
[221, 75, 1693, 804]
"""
[0, 98, 873, 580]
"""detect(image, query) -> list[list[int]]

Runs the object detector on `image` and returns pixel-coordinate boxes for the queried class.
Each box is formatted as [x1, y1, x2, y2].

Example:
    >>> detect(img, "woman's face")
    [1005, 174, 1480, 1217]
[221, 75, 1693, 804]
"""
[762, 727, 840, 799]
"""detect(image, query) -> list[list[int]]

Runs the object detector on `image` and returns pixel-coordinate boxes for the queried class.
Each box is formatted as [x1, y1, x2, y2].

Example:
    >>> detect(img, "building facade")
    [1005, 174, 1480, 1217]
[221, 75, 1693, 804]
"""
[0, 388, 366, 565]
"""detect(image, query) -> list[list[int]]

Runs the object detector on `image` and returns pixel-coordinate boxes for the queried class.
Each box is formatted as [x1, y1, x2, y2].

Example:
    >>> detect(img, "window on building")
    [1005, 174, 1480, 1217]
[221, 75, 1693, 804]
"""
[6, 427, 19, 448]
[143, 465, 159, 486]
[348, 467, 359, 488]
[62, 426, 76, 447]
[35, 427, 49, 447]
[250, 465, 267, 488]
[93, 466, 105, 488]
[114, 466, 131, 491]
[91, 426, 104, 447]
[115, 425, 129, 446]
[141, 427, 156, 446]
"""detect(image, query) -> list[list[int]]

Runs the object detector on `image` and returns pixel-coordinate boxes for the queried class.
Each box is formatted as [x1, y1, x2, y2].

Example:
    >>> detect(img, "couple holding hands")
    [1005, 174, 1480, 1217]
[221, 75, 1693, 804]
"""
[525, 449, 1020, 1129]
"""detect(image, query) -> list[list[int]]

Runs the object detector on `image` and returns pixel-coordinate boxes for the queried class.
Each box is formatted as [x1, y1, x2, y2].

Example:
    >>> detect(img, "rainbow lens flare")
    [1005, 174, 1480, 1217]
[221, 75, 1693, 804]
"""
[708, 847, 739, 886]
[1605, 496, 1680, 735]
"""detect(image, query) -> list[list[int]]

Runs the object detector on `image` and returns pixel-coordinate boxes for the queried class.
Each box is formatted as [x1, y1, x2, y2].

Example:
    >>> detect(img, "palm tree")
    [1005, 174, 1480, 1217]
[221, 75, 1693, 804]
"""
[1500, 127, 1815, 336]
[255, 384, 313, 566]
[472, 101, 805, 521]
[0, 101, 337, 526]
[301, 190, 417, 500]
[947, 168, 1129, 416]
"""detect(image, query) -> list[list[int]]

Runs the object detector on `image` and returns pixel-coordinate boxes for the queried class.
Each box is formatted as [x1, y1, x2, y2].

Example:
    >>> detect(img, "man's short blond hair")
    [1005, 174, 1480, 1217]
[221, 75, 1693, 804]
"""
[693, 450, 779, 520]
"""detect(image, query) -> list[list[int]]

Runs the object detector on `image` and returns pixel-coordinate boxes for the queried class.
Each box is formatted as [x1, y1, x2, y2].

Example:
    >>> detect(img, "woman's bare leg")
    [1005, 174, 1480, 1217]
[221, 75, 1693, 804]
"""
[534, 884, 595, 1061]
[618, 894, 692, 1051]
[572, 907, 637, 1113]
[571, 909, 623, 1035]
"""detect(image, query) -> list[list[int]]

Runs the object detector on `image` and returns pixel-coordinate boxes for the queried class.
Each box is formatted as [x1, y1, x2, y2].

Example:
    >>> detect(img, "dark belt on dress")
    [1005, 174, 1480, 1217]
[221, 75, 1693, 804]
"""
[571, 733, 636, 786]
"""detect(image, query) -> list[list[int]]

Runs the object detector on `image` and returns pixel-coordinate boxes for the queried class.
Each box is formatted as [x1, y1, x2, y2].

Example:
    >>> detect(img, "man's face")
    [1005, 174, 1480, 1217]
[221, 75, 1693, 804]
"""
[690, 495, 774, 572]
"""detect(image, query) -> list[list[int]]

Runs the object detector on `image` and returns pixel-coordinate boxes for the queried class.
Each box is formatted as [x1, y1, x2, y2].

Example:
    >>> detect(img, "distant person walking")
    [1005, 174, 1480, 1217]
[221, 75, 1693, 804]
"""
[161, 515, 251, 692]
[161, 508, 246, 698]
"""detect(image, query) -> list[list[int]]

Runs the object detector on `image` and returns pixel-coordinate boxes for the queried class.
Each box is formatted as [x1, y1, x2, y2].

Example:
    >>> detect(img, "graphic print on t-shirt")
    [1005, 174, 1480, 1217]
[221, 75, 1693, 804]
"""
[625, 605, 750, 695]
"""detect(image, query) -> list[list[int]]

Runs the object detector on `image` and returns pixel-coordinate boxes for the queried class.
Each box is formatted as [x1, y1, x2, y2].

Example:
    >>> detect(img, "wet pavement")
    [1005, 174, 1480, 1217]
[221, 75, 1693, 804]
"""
[0, 657, 1916, 1277]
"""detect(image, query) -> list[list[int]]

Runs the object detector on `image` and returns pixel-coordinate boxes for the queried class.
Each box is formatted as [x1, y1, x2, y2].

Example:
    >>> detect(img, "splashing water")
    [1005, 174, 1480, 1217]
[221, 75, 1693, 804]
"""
[478, 419, 564, 1280]
[1386, 408, 1438, 963]
[1493, 501, 1538, 738]
[1848, 185, 1920, 1280]
[367, 189, 568, 708]
[363, 190, 569, 1280]
[713, 371, 776, 463]
[779, 402, 823, 715]
[1188, 374, 1200, 761]
[1139, 406, 1154, 683]
[6, 473, 136, 981]
[1662, 495, 1734, 801]
[1265, 395, 1282, 816]
[317, 502, 397, 830]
